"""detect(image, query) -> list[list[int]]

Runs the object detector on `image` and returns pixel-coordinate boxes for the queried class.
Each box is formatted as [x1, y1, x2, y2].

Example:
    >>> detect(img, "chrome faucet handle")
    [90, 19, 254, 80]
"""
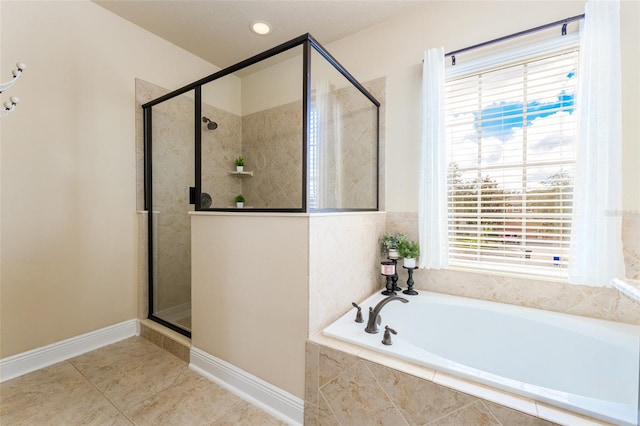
[382, 326, 397, 346]
[351, 302, 364, 323]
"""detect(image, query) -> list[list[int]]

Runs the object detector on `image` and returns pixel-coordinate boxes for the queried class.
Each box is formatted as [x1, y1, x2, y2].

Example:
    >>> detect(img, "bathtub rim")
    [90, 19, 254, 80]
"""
[317, 290, 639, 426]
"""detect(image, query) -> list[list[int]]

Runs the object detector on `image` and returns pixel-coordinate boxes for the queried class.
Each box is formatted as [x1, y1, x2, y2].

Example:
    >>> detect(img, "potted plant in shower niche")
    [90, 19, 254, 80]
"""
[234, 194, 245, 208]
[380, 232, 406, 259]
[234, 156, 245, 172]
[399, 239, 420, 268]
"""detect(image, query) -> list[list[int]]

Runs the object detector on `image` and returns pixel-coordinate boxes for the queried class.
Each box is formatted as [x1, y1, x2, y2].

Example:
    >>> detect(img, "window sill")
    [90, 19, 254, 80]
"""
[446, 263, 569, 284]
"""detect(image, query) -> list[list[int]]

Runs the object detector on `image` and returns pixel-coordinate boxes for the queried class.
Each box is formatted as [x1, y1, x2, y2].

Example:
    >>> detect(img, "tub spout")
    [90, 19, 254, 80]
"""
[365, 295, 408, 334]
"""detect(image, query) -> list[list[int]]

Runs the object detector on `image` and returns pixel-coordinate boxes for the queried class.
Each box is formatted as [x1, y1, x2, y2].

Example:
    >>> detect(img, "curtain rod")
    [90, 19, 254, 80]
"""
[445, 13, 585, 65]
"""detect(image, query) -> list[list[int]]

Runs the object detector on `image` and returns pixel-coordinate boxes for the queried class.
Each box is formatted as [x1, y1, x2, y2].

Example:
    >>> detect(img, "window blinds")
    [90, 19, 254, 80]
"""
[445, 48, 579, 277]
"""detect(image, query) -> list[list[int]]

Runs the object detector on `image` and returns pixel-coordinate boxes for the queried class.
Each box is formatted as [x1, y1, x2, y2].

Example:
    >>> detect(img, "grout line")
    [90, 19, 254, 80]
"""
[67, 360, 136, 425]
[362, 360, 410, 426]
[479, 400, 505, 426]
[318, 388, 342, 425]
[423, 400, 481, 425]
[317, 348, 360, 389]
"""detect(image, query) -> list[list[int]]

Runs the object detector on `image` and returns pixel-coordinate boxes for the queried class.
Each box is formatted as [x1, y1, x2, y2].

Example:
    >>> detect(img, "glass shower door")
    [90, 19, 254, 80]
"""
[148, 90, 195, 335]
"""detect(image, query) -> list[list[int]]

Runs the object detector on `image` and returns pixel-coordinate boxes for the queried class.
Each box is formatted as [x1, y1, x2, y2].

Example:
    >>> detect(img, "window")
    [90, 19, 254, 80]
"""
[445, 44, 579, 277]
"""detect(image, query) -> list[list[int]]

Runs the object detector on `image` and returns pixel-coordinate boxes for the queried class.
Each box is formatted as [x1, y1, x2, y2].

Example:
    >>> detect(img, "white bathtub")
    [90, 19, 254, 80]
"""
[323, 291, 640, 426]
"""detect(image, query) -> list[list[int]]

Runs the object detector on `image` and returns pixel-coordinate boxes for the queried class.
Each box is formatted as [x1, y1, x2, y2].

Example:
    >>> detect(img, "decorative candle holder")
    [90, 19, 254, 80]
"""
[391, 258, 401, 292]
[380, 260, 396, 295]
[402, 266, 418, 295]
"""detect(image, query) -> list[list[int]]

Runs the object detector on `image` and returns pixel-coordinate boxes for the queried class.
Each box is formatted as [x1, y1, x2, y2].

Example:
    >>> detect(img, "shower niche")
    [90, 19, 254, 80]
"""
[143, 34, 380, 335]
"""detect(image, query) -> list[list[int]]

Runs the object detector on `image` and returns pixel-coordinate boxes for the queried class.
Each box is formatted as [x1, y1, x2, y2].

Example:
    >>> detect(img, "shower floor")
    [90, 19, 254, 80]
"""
[156, 302, 191, 333]
[174, 314, 191, 330]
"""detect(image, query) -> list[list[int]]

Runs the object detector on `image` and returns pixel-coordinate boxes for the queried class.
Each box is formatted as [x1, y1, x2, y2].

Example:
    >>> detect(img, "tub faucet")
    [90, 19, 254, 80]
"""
[365, 295, 408, 334]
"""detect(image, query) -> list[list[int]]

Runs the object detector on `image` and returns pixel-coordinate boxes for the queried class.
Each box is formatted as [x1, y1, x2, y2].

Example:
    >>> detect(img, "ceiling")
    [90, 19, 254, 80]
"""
[92, 0, 431, 68]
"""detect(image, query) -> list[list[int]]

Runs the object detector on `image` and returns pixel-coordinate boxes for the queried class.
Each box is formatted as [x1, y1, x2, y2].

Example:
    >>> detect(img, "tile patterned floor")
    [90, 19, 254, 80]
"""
[0, 337, 285, 426]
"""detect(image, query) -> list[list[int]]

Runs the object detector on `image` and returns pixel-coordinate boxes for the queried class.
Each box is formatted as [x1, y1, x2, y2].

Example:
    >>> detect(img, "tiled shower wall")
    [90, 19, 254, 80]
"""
[241, 101, 303, 208]
[241, 78, 382, 210]
[136, 80, 191, 313]
[201, 105, 242, 208]
[312, 83, 379, 209]
[386, 211, 640, 325]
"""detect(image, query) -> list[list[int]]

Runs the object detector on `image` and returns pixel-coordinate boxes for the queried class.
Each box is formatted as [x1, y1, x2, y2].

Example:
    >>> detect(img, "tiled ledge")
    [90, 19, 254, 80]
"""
[307, 332, 612, 426]
[611, 278, 640, 303]
[139, 319, 190, 363]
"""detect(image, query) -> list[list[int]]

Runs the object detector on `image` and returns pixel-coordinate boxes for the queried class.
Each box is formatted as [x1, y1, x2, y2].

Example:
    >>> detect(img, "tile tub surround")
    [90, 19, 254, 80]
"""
[309, 212, 387, 334]
[386, 212, 640, 325]
[305, 337, 613, 426]
[0, 337, 285, 426]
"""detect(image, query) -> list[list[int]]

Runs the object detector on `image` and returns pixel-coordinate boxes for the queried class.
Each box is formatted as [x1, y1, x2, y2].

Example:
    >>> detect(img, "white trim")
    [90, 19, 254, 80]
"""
[0, 319, 138, 383]
[446, 32, 580, 79]
[190, 347, 303, 426]
[611, 278, 640, 303]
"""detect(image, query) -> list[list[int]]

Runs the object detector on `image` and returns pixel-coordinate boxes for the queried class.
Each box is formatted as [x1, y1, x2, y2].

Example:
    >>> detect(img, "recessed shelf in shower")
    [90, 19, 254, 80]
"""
[228, 171, 254, 177]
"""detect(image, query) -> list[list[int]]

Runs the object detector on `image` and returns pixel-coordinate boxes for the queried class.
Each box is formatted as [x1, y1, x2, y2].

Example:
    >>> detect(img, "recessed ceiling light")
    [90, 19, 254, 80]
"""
[250, 21, 271, 36]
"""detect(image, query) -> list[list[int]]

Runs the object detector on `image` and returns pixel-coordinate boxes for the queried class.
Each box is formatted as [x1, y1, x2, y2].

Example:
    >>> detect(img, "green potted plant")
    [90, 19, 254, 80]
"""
[399, 239, 420, 268]
[380, 232, 406, 259]
[234, 194, 245, 208]
[234, 156, 245, 172]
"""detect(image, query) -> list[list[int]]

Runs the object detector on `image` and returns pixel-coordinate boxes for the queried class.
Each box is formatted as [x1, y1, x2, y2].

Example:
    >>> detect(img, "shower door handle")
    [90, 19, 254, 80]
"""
[189, 187, 196, 204]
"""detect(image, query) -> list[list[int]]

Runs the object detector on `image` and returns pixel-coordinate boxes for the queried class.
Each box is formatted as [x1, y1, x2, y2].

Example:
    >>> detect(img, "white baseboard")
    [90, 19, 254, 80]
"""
[0, 319, 138, 383]
[190, 347, 304, 426]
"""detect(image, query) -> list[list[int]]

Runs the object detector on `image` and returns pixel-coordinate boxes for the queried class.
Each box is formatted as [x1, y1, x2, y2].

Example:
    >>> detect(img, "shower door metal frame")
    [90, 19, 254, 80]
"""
[143, 103, 194, 338]
[306, 35, 381, 212]
[143, 33, 381, 214]
[142, 33, 381, 336]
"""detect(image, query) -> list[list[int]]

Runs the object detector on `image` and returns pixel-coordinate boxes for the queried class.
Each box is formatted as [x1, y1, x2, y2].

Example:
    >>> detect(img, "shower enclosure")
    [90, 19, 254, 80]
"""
[143, 34, 380, 336]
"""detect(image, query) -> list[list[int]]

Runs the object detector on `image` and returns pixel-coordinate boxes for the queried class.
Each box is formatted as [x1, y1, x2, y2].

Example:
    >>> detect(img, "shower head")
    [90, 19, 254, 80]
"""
[202, 116, 218, 130]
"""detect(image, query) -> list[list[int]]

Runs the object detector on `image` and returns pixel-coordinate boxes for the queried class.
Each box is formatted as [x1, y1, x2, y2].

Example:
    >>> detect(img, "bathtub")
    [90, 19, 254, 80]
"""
[323, 291, 640, 426]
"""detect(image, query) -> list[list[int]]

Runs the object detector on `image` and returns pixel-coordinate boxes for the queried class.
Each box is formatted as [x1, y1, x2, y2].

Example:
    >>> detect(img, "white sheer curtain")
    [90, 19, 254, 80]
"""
[316, 80, 341, 208]
[569, 0, 625, 286]
[418, 47, 448, 269]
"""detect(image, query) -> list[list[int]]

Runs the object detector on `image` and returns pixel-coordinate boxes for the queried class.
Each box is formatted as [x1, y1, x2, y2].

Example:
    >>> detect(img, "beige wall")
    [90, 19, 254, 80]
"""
[326, 0, 639, 213]
[317, 1, 640, 326]
[620, 0, 640, 211]
[241, 48, 304, 116]
[2, 0, 636, 386]
[190, 211, 388, 399]
[0, 0, 217, 358]
[202, 73, 242, 117]
[191, 213, 309, 398]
